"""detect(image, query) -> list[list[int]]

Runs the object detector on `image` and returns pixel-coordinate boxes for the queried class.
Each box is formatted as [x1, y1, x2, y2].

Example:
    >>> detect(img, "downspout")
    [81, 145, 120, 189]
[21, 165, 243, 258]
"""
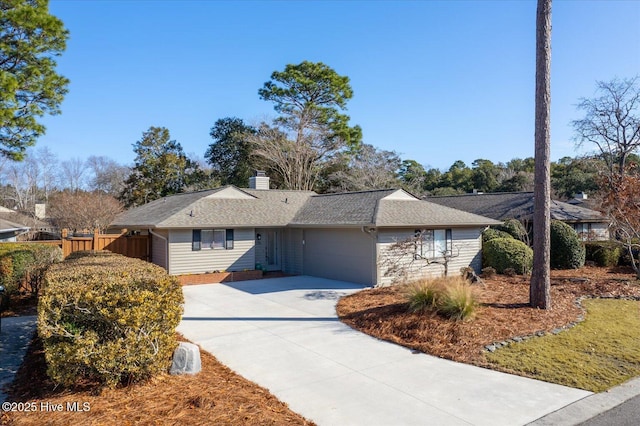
[148, 229, 169, 273]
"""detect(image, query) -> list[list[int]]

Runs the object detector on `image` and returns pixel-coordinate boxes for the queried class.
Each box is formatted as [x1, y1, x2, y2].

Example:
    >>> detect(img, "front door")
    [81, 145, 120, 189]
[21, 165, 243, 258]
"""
[265, 230, 280, 271]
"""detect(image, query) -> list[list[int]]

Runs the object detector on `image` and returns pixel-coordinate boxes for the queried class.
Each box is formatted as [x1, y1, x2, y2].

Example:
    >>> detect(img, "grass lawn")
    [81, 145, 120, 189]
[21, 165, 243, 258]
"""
[486, 298, 640, 392]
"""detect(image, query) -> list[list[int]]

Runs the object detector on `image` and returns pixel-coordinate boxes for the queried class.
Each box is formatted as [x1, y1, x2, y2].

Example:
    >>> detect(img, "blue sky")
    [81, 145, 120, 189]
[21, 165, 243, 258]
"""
[37, 0, 640, 171]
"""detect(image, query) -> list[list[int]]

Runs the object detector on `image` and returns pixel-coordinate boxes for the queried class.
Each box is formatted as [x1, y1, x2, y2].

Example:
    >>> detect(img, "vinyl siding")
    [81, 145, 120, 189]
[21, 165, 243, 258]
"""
[254, 229, 267, 268]
[377, 227, 483, 286]
[590, 223, 610, 240]
[151, 231, 168, 270]
[168, 228, 255, 275]
[302, 228, 375, 285]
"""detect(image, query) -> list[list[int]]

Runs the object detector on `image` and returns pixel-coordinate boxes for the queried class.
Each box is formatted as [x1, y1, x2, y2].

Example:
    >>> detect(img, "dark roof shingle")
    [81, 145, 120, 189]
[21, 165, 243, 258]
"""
[427, 192, 606, 222]
[112, 187, 501, 229]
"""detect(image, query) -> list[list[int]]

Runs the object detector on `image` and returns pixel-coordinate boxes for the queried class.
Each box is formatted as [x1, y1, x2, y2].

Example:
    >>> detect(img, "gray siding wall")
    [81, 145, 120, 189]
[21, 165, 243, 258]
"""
[168, 228, 255, 275]
[151, 231, 168, 270]
[302, 228, 375, 285]
[591, 223, 610, 240]
[282, 228, 304, 275]
[254, 229, 266, 268]
[377, 227, 483, 286]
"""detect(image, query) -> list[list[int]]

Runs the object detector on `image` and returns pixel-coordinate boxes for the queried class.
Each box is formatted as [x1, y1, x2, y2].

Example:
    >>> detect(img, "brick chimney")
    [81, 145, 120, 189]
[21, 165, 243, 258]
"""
[249, 170, 270, 190]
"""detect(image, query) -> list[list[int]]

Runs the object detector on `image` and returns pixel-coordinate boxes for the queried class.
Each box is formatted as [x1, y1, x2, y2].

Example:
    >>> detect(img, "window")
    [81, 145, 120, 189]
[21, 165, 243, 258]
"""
[416, 229, 452, 258]
[192, 229, 234, 251]
[573, 223, 592, 241]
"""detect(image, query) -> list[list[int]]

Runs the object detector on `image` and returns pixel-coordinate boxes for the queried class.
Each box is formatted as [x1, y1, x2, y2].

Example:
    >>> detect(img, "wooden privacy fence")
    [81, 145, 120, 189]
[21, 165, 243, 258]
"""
[60, 229, 150, 260]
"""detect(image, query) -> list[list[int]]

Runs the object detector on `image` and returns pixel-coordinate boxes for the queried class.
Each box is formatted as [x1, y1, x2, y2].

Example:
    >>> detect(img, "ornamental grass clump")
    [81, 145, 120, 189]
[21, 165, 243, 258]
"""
[405, 276, 478, 321]
[438, 279, 478, 321]
[38, 251, 184, 389]
[405, 279, 443, 313]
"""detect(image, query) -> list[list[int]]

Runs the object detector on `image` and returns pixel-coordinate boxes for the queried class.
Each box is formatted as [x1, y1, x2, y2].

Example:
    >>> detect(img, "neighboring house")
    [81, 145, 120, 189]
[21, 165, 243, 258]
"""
[0, 218, 30, 242]
[427, 192, 610, 241]
[0, 205, 57, 240]
[111, 174, 500, 286]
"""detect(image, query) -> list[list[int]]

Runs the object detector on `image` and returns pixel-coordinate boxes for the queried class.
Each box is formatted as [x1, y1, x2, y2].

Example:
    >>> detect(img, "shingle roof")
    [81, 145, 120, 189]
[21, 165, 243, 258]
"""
[111, 187, 316, 228]
[375, 200, 501, 227]
[0, 218, 30, 232]
[290, 189, 398, 226]
[0, 210, 50, 229]
[112, 187, 500, 229]
[427, 192, 606, 222]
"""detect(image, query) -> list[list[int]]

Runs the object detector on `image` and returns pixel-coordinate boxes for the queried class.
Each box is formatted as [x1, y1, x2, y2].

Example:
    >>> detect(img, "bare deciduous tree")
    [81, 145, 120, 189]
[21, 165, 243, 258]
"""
[48, 190, 123, 232]
[60, 157, 88, 191]
[86, 155, 129, 196]
[250, 124, 335, 191]
[35, 146, 60, 202]
[0, 147, 60, 213]
[573, 76, 640, 180]
[327, 144, 401, 192]
[530, 0, 552, 309]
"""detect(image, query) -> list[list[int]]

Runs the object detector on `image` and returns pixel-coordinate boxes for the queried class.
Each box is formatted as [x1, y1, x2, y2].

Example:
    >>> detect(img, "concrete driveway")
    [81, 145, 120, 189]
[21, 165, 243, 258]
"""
[177, 276, 590, 426]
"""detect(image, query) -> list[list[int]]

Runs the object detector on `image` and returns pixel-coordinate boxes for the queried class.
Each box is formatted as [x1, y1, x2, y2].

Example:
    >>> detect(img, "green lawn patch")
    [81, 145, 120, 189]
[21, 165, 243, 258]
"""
[486, 298, 640, 392]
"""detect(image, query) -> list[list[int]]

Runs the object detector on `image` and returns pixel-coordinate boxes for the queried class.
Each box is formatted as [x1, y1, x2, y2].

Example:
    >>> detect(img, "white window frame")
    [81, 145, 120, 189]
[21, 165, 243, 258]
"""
[416, 229, 453, 259]
[192, 229, 234, 251]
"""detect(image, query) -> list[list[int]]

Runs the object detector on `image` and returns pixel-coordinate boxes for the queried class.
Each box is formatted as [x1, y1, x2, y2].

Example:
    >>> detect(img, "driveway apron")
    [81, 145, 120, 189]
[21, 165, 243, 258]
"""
[177, 276, 590, 426]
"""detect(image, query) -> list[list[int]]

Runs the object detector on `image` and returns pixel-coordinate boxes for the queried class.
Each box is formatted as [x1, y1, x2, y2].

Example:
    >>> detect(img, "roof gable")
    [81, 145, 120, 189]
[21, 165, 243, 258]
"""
[381, 189, 418, 201]
[205, 186, 255, 200]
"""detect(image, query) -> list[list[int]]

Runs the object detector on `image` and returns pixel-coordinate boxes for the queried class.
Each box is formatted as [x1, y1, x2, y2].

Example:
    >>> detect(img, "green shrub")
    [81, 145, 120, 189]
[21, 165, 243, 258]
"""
[483, 237, 533, 275]
[38, 252, 184, 389]
[495, 219, 529, 243]
[482, 228, 513, 244]
[585, 241, 622, 267]
[0, 243, 63, 296]
[405, 276, 477, 321]
[550, 220, 586, 269]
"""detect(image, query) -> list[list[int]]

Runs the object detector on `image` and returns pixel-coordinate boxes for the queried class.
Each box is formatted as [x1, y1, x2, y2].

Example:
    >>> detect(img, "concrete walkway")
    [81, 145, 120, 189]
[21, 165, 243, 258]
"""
[177, 276, 591, 426]
[0, 315, 36, 403]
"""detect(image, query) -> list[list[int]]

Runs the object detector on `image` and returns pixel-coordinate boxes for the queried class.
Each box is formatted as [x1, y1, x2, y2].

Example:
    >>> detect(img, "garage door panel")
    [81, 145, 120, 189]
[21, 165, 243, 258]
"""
[303, 229, 374, 285]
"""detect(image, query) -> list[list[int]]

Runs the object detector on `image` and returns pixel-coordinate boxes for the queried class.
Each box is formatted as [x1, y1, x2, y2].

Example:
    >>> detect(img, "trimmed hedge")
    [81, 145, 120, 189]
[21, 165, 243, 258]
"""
[495, 219, 529, 242]
[38, 251, 184, 388]
[585, 241, 622, 267]
[0, 243, 63, 296]
[483, 237, 533, 275]
[550, 220, 585, 269]
[482, 228, 513, 244]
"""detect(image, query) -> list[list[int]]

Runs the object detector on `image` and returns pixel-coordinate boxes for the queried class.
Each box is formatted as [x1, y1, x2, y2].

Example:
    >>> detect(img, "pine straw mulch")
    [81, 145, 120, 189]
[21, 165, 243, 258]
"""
[1, 334, 314, 426]
[336, 266, 640, 368]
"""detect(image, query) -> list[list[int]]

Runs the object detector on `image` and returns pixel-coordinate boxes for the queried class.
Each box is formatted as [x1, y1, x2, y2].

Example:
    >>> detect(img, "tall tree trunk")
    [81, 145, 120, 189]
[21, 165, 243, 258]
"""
[530, 0, 552, 309]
